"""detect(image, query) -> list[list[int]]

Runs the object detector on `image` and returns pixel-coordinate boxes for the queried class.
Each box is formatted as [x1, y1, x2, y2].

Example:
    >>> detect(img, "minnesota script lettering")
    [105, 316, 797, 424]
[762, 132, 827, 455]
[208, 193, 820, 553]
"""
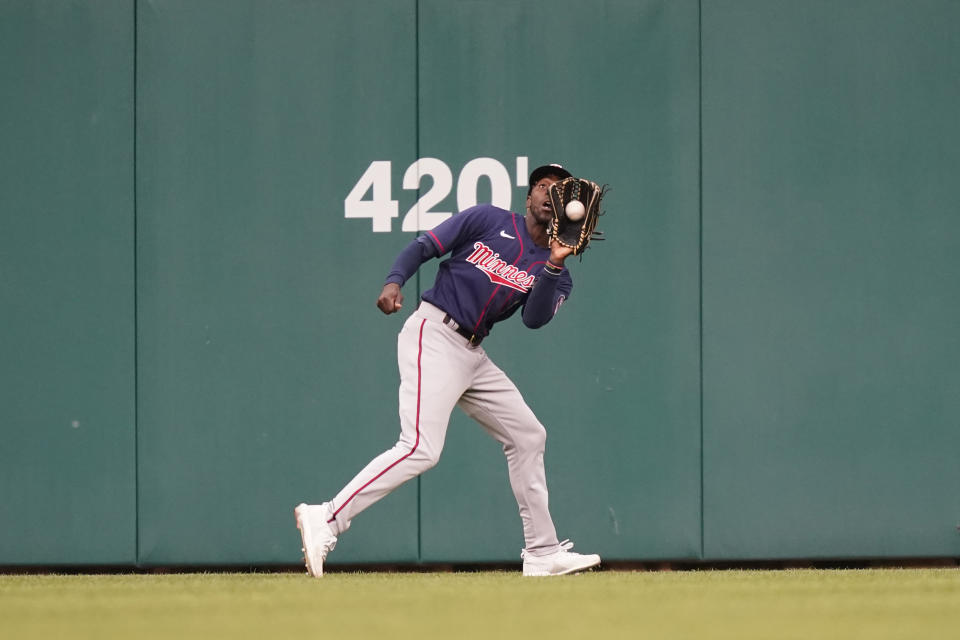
[465, 242, 537, 293]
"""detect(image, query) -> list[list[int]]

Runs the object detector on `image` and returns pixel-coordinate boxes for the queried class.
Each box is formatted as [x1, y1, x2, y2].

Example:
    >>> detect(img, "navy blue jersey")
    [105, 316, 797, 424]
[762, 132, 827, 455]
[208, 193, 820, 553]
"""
[416, 205, 573, 339]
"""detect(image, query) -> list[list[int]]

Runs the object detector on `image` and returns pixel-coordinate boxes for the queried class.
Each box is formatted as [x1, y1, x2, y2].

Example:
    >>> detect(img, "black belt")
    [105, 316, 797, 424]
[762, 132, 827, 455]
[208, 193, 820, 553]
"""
[442, 313, 483, 346]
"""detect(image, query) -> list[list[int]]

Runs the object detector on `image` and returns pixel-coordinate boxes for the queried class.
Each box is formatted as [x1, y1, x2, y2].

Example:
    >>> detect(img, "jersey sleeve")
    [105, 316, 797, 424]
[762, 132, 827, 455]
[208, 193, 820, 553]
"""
[521, 267, 573, 329]
[420, 205, 496, 256]
[384, 235, 439, 286]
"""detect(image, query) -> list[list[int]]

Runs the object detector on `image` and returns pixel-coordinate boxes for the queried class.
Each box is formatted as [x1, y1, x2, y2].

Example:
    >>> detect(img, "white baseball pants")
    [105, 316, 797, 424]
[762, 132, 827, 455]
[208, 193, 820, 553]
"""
[326, 301, 561, 556]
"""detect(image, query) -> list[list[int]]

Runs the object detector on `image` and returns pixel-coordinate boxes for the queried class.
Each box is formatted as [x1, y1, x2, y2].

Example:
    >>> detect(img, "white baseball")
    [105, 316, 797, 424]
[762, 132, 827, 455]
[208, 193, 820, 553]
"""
[565, 200, 586, 221]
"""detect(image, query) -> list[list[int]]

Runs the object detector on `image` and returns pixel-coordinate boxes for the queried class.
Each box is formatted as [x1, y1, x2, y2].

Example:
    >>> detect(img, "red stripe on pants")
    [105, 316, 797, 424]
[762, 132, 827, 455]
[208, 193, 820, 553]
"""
[330, 318, 426, 520]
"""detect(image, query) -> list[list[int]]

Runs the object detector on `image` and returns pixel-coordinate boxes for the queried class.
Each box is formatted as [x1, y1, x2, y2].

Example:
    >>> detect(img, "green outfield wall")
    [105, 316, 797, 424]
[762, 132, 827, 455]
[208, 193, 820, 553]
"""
[2, 0, 958, 566]
[1, 0, 136, 565]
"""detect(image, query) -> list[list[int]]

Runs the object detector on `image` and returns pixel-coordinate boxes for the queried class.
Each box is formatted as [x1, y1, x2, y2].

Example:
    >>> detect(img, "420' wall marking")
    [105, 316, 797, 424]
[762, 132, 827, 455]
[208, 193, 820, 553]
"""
[344, 156, 531, 232]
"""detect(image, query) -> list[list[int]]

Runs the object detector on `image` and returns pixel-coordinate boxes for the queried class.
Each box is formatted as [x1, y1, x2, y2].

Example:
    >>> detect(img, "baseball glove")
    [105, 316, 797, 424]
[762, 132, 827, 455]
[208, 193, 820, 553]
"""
[546, 177, 607, 256]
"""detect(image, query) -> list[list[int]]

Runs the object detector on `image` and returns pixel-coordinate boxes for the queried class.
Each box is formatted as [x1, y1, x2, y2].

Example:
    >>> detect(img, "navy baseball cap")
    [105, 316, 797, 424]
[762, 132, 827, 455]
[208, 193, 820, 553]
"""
[527, 163, 572, 194]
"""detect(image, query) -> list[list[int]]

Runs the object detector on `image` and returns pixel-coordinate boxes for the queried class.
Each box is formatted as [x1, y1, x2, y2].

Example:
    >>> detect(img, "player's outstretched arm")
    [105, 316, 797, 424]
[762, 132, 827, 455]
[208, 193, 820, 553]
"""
[522, 243, 574, 328]
[549, 240, 574, 264]
[377, 283, 404, 314]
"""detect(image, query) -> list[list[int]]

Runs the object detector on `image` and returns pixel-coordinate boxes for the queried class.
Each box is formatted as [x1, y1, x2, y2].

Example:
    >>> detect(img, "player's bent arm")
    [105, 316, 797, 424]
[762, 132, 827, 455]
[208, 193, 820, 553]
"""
[521, 266, 570, 328]
[384, 236, 440, 287]
[378, 237, 439, 315]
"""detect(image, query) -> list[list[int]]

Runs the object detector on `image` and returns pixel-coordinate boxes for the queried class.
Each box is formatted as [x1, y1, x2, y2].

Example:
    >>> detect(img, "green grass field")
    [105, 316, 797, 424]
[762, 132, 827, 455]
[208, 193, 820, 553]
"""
[2, 569, 958, 640]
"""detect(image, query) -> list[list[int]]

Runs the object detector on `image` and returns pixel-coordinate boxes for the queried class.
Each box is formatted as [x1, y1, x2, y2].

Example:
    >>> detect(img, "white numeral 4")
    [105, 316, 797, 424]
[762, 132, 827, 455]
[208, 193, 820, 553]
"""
[343, 161, 398, 232]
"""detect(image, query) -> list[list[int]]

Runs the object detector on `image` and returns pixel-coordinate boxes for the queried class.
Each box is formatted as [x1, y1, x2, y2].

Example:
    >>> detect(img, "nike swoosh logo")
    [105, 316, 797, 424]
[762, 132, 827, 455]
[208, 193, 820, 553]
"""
[500, 230, 515, 239]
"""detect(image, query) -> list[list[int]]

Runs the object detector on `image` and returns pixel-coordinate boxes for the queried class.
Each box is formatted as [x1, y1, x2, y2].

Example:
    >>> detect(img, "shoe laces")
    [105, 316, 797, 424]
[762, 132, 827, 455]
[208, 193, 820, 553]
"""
[521, 539, 575, 560]
[319, 534, 337, 554]
[318, 518, 338, 553]
[309, 506, 338, 552]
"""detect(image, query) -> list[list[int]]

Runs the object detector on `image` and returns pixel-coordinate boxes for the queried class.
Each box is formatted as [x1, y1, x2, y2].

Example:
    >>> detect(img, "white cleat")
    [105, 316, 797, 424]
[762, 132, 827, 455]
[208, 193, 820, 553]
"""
[294, 502, 338, 578]
[521, 540, 601, 577]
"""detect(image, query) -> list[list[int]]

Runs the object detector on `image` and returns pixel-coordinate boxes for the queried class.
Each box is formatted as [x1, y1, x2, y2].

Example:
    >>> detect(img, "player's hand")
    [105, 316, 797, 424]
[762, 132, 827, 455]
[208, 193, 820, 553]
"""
[377, 283, 404, 314]
[549, 240, 574, 265]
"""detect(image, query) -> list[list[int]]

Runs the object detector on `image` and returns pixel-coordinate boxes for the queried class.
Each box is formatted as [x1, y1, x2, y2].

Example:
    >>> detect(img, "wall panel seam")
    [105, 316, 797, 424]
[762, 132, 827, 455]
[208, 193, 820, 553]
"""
[133, 0, 141, 568]
[697, 0, 705, 562]
[414, 0, 422, 565]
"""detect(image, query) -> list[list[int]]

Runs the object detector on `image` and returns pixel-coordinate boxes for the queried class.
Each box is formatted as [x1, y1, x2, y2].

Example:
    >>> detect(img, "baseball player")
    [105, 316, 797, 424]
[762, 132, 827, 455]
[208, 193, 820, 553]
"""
[296, 164, 601, 577]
